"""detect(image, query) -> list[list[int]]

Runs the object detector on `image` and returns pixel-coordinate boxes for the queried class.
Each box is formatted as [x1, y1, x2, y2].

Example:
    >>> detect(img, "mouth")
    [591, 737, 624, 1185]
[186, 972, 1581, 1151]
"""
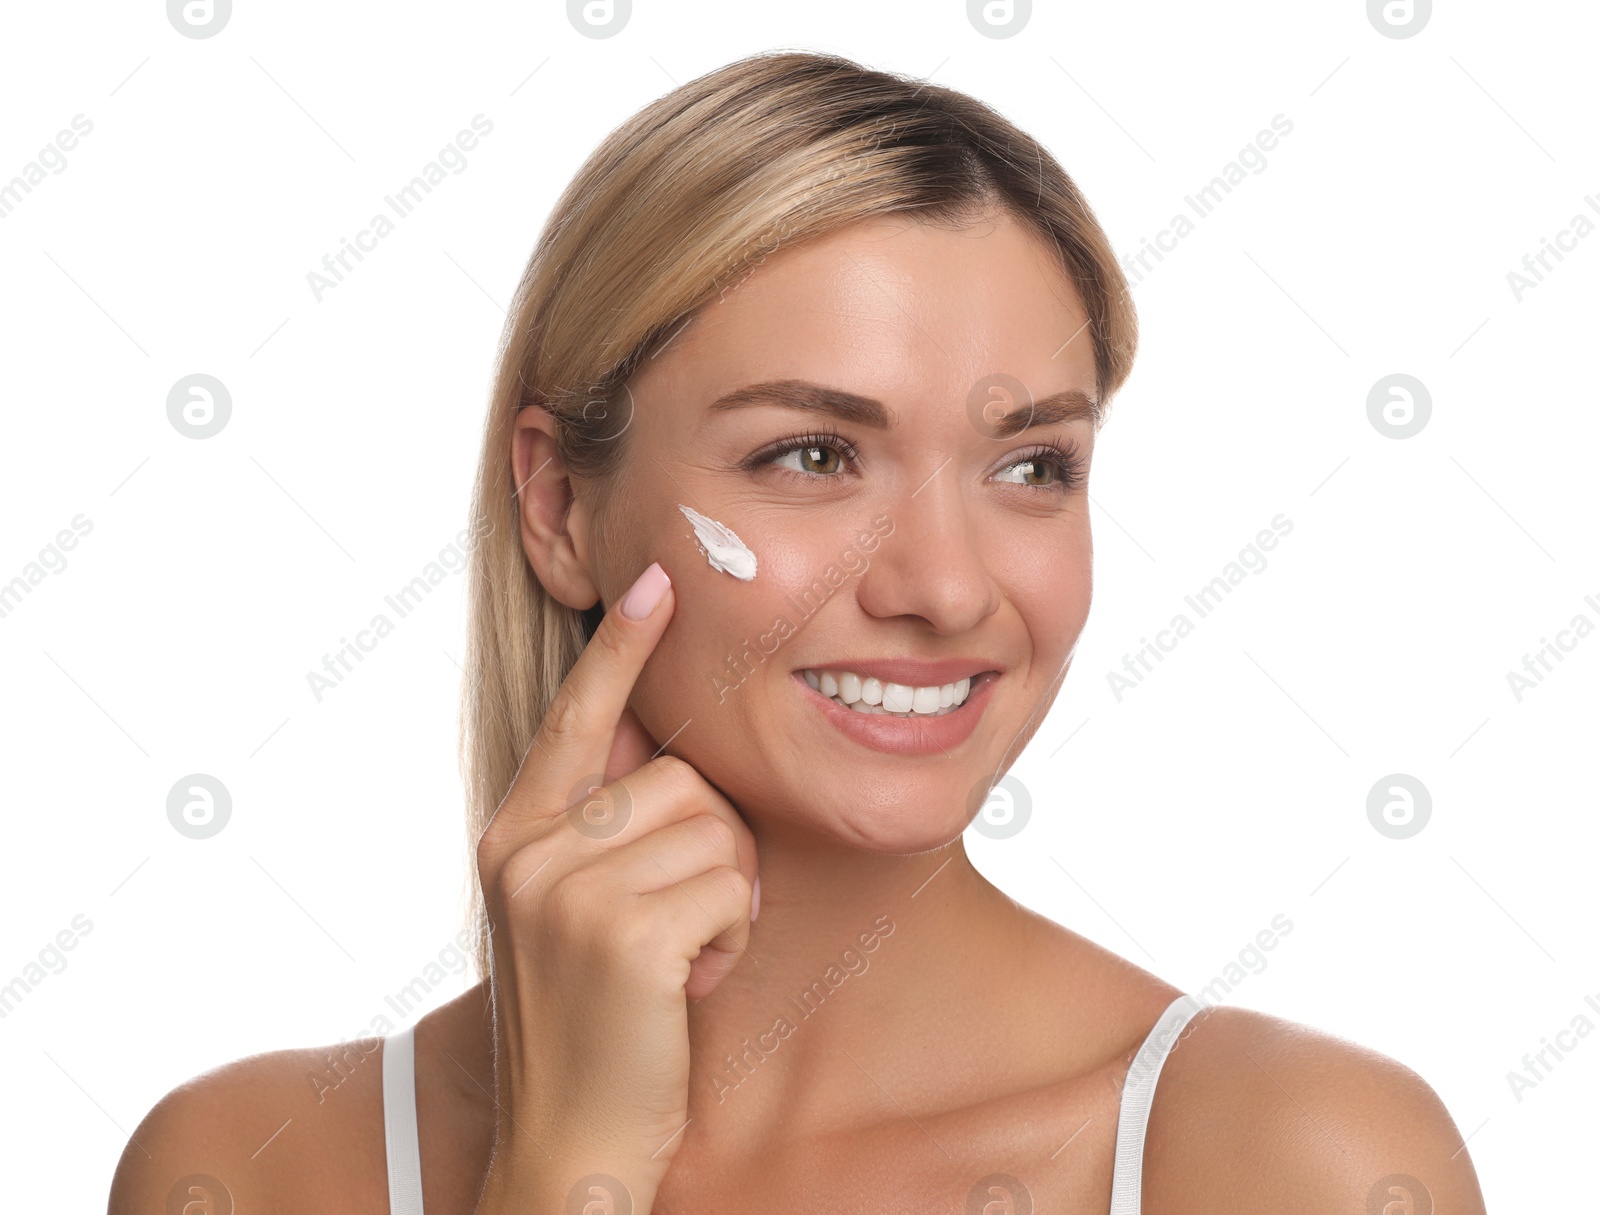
[798, 665, 995, 717]
[792, 661, 1002, 756]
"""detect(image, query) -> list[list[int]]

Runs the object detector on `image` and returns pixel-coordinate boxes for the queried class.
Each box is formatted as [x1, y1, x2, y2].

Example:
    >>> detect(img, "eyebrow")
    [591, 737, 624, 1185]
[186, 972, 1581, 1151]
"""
[706, 378, 1102, 435]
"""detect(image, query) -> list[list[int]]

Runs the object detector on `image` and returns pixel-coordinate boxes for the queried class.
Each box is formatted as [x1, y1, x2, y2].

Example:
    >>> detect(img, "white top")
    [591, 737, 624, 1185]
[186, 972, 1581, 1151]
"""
[380, 991, 1205, 1213]
[380, 1022, 425, 1215]
[1109, 992, 1205, 1213]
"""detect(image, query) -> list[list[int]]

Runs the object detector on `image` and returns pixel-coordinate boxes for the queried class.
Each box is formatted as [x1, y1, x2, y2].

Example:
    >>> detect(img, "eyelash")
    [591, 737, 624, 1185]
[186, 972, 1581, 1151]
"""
[743, 429, 1088, 494]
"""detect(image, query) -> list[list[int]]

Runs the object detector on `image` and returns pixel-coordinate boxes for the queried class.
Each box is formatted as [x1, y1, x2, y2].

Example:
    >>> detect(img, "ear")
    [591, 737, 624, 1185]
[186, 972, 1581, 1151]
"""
[511, 406, 602, 612]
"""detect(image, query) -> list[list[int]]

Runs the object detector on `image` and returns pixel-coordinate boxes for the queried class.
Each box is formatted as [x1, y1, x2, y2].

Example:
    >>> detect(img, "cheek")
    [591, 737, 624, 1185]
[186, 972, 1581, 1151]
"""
[1006, 527, 1093, 651]
[669, 514, 840, 642]
[629, 529, 811, 727]
[633, 510, 861, 712]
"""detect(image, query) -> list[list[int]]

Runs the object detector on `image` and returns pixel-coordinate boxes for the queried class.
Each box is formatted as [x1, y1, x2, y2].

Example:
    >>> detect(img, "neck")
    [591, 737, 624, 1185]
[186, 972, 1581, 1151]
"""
[681, 821, 1025, 1150]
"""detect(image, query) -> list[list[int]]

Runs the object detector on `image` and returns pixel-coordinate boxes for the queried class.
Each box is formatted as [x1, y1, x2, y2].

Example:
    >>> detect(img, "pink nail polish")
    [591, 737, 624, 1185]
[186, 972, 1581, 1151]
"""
[620, 561, 670, 621]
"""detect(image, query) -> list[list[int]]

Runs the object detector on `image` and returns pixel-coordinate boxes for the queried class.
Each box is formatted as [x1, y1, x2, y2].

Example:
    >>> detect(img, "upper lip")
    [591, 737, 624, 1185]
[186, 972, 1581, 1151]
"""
[795, 658, 1001, 687]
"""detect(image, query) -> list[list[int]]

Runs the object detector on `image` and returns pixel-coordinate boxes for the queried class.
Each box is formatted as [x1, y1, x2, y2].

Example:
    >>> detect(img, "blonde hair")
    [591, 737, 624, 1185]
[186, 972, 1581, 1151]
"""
[457, 49, 1138, 978]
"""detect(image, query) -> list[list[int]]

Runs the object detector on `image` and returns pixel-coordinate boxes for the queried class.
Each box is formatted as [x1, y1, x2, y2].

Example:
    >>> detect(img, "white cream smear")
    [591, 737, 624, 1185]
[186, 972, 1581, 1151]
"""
[678, 503, 758, 581]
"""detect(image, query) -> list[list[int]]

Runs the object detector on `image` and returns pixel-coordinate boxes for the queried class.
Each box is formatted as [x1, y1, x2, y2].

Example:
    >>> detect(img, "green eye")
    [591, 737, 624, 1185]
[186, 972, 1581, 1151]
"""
[746, 430, 861, 478]
[746, 431, 1087, 494]
[772, 442, 846, 476]
[991, 443, 1087, 493]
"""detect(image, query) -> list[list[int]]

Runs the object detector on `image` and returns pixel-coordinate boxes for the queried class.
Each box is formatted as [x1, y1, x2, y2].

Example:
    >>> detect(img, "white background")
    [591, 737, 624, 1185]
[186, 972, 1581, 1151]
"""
[1, 0, 1594, 1208]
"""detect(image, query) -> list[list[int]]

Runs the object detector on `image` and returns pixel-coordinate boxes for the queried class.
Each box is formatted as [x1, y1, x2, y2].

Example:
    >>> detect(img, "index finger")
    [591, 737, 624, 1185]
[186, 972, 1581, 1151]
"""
[483, 560, 675, 853]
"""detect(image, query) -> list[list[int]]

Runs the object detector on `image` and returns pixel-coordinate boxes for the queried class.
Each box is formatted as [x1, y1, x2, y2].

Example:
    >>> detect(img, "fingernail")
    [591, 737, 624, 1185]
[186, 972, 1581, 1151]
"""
[750, 874, 761, 923]
[620, 561, 671, 621]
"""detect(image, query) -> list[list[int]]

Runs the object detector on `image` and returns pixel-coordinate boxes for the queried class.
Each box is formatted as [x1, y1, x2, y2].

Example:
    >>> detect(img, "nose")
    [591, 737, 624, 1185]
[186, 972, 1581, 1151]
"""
[853, 464, 1001, 634]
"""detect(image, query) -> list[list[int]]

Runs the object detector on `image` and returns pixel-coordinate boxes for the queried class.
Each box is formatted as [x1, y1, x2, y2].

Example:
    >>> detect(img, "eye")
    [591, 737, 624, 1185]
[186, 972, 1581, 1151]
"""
[744, 430, 861, 479]
[743, 431, 1088, 494]
[992, 442, 1088, 493]
[774, 443, 844, 477]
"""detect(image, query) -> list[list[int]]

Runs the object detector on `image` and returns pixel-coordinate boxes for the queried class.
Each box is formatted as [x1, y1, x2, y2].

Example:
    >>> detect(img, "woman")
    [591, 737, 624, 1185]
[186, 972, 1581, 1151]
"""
[110, 50, 1487, 1214]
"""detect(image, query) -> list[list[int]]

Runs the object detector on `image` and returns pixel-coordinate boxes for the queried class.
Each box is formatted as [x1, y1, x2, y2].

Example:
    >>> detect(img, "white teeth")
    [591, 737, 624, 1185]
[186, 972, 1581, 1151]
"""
[838, 671, 862, 703]
[800, 668, 982, 717]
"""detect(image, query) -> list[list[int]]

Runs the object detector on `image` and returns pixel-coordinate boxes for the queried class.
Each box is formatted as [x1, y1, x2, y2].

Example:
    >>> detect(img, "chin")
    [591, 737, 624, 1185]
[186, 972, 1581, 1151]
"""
[747, 778, 980, 855]
[829, 814, 972, 856]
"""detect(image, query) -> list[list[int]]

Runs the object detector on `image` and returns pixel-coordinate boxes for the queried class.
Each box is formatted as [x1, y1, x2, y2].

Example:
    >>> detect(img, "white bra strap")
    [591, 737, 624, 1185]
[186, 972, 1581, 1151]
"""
[382, 1025, 426, 1215]
[1108, 993, 1205, 1215]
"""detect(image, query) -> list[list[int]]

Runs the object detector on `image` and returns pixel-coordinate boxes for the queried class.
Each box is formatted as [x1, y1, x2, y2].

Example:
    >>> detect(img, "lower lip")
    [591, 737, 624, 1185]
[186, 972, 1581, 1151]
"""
[793, 670, 1000, 756]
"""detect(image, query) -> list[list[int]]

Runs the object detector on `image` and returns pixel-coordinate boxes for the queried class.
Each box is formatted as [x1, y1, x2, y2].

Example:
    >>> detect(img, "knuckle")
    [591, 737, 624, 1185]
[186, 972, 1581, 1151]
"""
[589, 614, 632, 664]
[706, 864, 751, 908]
[690, 813, 738, 856]
[649, 753, 701, 793]
[610, 906, 666, 958]
[539, 685, 587, 744]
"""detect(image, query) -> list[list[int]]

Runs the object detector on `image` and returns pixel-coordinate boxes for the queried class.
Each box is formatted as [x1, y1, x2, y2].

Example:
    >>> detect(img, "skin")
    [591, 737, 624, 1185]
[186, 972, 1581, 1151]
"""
[109, 211, 1488, 1214]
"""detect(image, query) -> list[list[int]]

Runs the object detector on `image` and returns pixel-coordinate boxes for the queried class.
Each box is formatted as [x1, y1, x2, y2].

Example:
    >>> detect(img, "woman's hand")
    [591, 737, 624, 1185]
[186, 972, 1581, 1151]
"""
[472, 561, 759, 1213]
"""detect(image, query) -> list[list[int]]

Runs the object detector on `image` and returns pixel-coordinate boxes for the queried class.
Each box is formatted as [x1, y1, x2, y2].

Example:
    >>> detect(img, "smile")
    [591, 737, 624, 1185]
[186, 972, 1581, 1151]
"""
[793, 663, 1001, 756]
[800, 667, 974, 717]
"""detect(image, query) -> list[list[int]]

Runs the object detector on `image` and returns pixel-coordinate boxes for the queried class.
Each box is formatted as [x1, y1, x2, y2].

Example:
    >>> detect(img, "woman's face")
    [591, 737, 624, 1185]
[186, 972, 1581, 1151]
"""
[576, 208, 1100, 850]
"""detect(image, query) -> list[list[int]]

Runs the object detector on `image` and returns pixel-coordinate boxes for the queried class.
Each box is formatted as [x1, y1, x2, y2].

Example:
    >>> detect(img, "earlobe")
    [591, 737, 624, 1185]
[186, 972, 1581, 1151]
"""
[511, 408, 602, 612]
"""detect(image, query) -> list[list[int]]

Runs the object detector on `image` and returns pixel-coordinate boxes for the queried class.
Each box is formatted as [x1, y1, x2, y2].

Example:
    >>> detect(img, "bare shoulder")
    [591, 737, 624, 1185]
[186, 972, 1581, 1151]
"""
[107, 1033, 389, 1214]
[1143, 1003, 1487, 1215]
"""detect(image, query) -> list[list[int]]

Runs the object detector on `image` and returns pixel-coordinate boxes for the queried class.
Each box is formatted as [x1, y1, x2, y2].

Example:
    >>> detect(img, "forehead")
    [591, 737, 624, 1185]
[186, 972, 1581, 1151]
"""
[637, 211, 1098, 414]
